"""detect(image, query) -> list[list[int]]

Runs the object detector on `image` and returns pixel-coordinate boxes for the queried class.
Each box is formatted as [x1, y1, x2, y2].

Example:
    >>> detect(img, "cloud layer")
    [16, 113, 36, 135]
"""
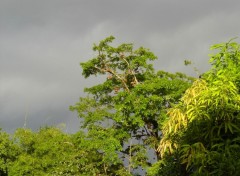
[1, 0, 240, 132]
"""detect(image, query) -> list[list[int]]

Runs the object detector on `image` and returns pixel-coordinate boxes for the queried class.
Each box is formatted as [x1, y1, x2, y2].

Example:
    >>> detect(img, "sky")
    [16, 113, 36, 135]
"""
[1, 0, 240, 133]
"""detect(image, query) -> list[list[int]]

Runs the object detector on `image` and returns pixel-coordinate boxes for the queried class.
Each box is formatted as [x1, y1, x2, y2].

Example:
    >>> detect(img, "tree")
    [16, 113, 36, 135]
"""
[9, 127, 82, 175]
[70, 36, 193, 174]
[156, 39, 240, 175]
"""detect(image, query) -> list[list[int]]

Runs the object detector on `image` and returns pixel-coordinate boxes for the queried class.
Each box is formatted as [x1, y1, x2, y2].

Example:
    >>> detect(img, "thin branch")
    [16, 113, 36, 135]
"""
[131, 134, 149, 138]
[94, 66, 130, 92]
[120, 55, 139, 85]
[128, 139, 132, 174]
[144, 125, 152, 136]
[103, 163, 107, 174]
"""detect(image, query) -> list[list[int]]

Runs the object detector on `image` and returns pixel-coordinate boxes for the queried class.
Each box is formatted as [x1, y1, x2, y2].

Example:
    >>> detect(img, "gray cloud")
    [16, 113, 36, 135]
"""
[1, 0, 240, 132]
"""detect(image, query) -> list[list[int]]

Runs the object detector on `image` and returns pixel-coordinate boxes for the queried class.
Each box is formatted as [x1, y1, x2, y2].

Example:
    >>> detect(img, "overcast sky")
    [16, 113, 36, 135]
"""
[1, 0, 240, 133]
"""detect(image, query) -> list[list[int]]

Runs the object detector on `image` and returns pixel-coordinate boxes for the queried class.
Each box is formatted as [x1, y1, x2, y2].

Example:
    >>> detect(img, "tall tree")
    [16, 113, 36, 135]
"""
[70, 36, 193, 174]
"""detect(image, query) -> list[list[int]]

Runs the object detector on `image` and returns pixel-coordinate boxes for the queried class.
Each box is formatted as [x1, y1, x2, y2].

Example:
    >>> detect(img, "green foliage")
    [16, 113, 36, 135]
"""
[6, 126, 130, 176]
[71, 36, 193, 175]
[158, 39, 240, 176]
[8, 127, 80, 175]
[0, 130, 18, 176]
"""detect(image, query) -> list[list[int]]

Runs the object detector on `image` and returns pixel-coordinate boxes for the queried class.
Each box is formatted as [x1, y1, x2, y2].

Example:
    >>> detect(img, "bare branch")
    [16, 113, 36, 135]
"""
[120, 54, 139, 85]
[94, 66, 130, 92]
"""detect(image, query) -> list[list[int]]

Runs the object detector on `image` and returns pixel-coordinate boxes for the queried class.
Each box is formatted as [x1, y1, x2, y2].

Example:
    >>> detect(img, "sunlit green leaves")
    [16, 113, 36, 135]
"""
[158, 39, 240, 175]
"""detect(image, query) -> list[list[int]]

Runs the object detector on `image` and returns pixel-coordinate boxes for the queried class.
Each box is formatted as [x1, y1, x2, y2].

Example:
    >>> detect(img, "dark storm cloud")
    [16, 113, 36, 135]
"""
[1, 0, 240, 132]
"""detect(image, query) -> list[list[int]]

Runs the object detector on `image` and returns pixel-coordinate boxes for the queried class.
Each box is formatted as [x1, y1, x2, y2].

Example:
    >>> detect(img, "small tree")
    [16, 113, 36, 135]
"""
[70, 36, 193, 174]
